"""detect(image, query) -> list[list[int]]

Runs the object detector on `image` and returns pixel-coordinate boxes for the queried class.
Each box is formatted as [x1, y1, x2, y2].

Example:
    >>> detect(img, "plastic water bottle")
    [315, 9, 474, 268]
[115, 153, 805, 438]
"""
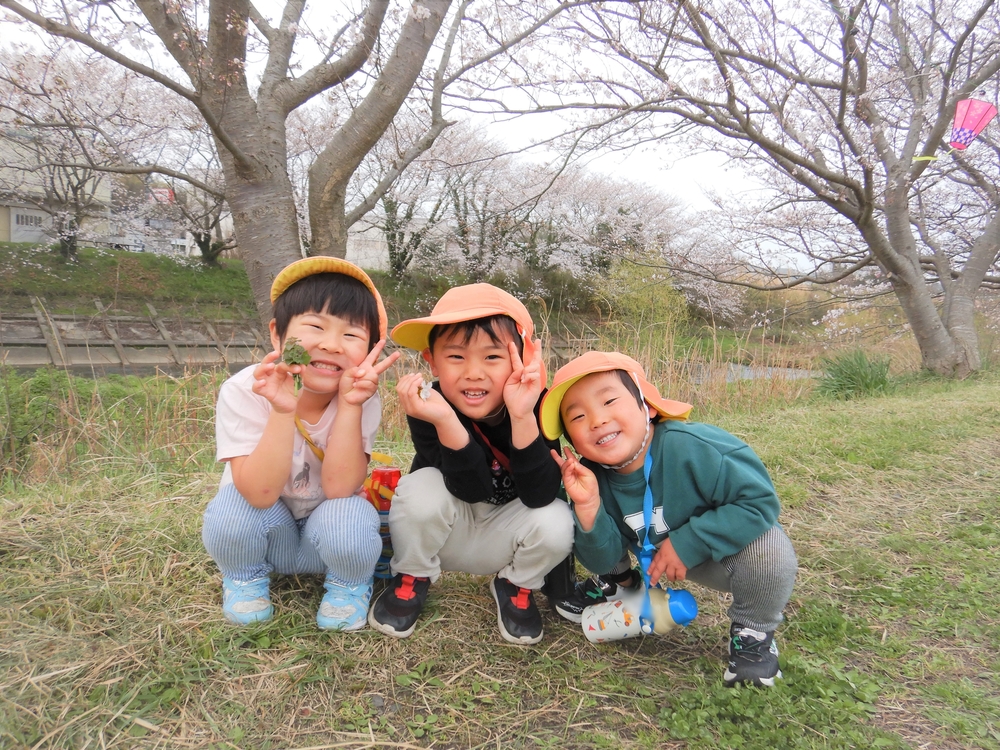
[582, 585, 697, 643]
[641, 586, 698, 635]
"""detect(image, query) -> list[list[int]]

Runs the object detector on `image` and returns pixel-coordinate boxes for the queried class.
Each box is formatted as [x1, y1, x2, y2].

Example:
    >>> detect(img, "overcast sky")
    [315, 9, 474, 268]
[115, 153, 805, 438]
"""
[478, 111, 762, 212]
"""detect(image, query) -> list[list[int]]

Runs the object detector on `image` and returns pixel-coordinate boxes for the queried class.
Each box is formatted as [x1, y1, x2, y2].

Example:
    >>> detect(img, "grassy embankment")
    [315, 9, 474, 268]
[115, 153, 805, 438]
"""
[3, 241, 998, 748]
[0, 241, 827, 373]
[0, 243, 257, 320]
[1, 361, 998, 749]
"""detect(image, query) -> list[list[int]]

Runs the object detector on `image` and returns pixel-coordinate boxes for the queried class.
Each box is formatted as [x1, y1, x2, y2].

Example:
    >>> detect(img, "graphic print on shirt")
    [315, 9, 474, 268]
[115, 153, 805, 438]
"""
[623, 507, 670, 536]
[489, 468, 517, 505]
[475, 427, 517, 505]
[286, 441, 320, 500]
[293, 460, 311, 491]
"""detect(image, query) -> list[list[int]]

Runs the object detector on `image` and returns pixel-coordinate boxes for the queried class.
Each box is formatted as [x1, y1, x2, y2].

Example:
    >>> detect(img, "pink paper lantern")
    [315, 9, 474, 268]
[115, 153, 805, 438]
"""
[949, 97, 998, 150]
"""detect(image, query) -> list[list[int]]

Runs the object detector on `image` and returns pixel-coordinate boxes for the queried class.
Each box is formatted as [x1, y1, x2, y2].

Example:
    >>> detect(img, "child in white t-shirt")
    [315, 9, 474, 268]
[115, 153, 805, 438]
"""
[202, 257, 399, 630]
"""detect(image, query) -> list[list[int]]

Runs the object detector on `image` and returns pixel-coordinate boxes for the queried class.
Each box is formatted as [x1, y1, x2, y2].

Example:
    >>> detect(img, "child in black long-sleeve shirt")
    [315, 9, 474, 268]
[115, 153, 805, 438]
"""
[367, 284, 573, 644]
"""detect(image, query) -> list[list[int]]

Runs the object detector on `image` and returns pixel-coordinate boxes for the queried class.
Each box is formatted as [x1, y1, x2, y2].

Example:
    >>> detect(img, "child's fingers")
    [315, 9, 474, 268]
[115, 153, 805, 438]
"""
[372, 349, 401, 375]
[254, 353, 280, 375]
[358, 339, 390, 375]
[649, 561, 664, 582]
[395, 372, 422, 399]
[507, 341, 524, 370]
[550, 448, 565, 467]
[363, 338, 387, 367]
[401, 372, 423, 390]
[349, 381, 377, 400]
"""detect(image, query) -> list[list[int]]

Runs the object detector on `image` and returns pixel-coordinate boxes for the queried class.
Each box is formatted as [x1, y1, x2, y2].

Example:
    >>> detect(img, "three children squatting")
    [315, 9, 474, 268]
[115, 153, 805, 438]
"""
[203, 258, 797, 687]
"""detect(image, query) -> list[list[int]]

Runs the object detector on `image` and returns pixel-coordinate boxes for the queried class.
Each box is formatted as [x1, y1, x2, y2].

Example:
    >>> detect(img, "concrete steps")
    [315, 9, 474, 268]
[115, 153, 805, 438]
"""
[1, 297, 266, 375]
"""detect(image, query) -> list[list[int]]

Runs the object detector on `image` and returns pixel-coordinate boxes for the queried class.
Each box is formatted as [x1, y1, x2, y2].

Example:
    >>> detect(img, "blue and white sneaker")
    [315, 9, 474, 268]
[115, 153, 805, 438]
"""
[222, 576, 273, 625]
[317, 577, 373, 631]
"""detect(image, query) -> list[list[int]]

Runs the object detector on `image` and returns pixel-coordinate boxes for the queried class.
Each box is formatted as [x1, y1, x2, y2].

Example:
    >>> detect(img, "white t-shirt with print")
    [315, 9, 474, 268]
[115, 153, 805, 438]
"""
[215, 365, 382, 519]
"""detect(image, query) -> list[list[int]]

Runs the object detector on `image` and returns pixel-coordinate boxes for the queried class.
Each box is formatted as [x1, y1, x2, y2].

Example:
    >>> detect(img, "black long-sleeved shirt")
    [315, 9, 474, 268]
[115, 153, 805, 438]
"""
[407, 382, 561, 508]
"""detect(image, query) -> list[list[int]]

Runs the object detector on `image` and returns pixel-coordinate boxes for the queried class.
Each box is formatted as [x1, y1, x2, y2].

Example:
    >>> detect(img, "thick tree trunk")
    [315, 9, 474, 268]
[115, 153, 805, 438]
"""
[55, 215, 78, 260]
[58, 234, 77, 260]
[890, 272, 973, 377]
[943, 290, 983, 375]
[307, 0, 451, 257]
[200, 38, 303, 324]
[876, 186, 978, 378]
[309, 188, 349, 258]
[225, 171, 301, 324]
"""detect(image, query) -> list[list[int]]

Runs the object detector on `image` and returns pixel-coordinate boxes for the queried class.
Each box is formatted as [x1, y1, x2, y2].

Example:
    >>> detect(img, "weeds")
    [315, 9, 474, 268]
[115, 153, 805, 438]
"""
[817, 349, 893, 400]
[3, 366, 999, 748]
[0, 366, 222, 484]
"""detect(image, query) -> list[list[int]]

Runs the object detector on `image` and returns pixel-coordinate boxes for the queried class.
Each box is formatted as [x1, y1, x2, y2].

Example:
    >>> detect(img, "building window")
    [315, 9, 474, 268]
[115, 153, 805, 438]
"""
[15, 214, 44, 227]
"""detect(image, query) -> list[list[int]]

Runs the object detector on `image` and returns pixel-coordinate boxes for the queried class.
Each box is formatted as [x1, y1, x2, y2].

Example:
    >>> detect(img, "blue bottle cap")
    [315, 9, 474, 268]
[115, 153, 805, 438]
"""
[667, 588, 698, 626]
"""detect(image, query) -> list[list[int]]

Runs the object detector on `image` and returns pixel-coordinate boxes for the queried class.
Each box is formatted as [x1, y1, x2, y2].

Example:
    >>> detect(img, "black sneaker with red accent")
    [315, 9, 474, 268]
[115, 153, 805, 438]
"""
[367, 573, 431, 638]
[552, 568, 642, 624]
[491, 576, 543, 645]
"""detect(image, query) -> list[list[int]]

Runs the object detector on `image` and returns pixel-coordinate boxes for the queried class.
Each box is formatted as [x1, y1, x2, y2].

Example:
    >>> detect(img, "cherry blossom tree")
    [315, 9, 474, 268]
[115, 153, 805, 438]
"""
[0, 0, 598, 322]
[0, 49, 177, 257]
[557, 0, 1000, 376]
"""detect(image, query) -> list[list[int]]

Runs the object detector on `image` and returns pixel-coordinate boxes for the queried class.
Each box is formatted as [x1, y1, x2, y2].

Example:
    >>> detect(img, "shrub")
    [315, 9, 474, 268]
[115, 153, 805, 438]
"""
[816, 350, 893, 400]
[591, 256, 688, 365]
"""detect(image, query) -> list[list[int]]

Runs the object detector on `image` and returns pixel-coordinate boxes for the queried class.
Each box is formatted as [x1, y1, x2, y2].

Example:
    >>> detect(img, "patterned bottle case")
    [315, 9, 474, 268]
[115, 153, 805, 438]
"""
[366, 467, 401, 579]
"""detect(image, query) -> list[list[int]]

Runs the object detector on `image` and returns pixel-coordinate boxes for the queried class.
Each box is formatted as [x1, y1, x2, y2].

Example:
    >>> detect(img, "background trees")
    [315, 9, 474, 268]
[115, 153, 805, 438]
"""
[555, 0, 1000, 376]
[0, 46, 231, 258]
[0, 0, 450, 320]
[3, 0, 998, 376]
[0, 51, 136, 258]
[0, 0, 599, 322]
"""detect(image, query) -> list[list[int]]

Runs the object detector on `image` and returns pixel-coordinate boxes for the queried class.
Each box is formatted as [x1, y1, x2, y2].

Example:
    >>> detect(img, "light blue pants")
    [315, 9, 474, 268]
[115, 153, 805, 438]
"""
[202, 484, 381, 586]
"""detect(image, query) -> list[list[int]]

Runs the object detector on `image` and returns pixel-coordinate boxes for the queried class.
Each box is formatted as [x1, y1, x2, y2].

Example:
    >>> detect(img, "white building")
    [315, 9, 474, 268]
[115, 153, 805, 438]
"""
[0, 127, 112, 244]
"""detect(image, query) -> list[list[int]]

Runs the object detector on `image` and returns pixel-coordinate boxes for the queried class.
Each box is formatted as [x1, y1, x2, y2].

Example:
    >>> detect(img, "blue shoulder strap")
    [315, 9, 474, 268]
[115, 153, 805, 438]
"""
[637, 448, 656, 630]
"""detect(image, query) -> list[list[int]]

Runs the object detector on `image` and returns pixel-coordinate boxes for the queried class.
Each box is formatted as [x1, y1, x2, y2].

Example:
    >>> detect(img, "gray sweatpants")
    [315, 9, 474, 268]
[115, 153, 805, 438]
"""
[608, 525, 797, 632]
[388, 467, 575, 591]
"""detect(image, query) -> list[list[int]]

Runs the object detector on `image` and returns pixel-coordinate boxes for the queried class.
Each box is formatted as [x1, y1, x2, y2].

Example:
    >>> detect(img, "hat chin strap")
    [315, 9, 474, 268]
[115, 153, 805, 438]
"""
[600, 420, 652, 471]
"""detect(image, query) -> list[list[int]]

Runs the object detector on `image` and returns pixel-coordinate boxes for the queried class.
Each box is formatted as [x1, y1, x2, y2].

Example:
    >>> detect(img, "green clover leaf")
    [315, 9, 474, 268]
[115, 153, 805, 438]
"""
[282, 337, 311, 392]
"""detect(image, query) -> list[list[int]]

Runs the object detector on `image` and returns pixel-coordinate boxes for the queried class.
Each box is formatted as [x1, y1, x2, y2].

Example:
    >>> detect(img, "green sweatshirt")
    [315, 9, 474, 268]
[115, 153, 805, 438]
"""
[573, 420, 781, 574]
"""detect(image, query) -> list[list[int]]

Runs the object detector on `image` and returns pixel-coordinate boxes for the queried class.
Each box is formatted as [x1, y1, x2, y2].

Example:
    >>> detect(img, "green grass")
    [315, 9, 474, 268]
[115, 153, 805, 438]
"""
[0, 242, 255, 318]
[2, 366, 999, 748]
[816, 349, 894, 400]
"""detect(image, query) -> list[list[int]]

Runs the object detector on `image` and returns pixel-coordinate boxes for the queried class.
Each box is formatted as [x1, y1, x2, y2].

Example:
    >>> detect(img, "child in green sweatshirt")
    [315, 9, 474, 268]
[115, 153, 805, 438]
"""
[541, 351, 797, 687]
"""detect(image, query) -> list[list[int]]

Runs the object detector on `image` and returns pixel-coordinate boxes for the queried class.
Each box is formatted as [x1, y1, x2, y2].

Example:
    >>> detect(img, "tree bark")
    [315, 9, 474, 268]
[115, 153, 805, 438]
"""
[944, 291, 982, 376]
[308, 0, 451, 258]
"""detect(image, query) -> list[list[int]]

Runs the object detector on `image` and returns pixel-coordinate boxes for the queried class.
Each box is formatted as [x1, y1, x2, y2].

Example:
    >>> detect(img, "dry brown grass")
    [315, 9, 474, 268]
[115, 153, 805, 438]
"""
[3, 364, 999, 749]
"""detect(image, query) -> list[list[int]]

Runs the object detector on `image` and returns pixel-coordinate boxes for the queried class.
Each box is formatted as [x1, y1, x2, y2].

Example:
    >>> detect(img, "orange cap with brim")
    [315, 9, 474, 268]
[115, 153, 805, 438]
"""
[270, 256, 388, 339]
[391, 284, 534, 351]
[540, 351, 692, 440]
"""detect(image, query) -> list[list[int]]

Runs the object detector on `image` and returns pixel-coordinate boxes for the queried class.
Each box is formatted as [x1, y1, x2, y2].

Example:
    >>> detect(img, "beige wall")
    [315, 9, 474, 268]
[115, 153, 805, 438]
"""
[0, 129, 113, 209]
[0, 205, 9, 242]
